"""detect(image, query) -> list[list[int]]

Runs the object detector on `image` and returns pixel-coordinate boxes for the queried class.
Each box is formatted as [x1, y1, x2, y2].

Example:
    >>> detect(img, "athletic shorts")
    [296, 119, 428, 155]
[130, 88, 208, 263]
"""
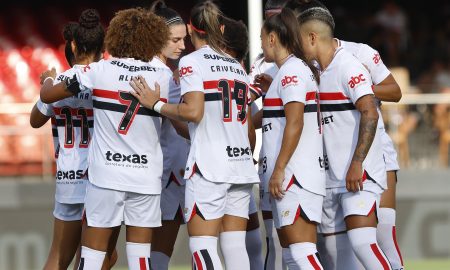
[53, 201, 84, 221]
[272, 184, 324, 229]
[248, 189, 258, 215]
[161, 180, 185, 222]
[84, 182, 161, 228]
[260, 186, 272, 212]
[380, 128, 400, 171]
[318, 182, 383, 234]
[184, 173, 253, 222]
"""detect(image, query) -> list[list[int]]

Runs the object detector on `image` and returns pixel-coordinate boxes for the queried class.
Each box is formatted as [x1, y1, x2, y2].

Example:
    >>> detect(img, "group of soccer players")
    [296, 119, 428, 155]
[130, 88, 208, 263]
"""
[30, 0, 405, 269]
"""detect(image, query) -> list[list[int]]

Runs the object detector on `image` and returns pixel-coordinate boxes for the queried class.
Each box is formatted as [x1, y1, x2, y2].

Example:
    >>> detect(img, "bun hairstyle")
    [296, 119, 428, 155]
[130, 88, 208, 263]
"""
[263, 8, 319, 82]
[265, 0, 290, 11]
[189, 0, 226, 54]
[150, 0, 185, 26]
[284, 0, 335, 32]
[223, 17, 248, 62]
[62, 22, 77, 66]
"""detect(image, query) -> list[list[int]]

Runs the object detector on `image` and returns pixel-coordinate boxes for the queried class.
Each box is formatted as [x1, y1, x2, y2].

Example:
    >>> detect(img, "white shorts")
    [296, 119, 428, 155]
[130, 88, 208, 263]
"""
[84, 182, 161, 228]
[161, 181, 185, 222]
[272, 185, 324, 229]
[184, 173, 253, 221]
[248, 189, 258, 215]
[318, 182, 382, 234]
[53, 201, 84, 221]
[380, 128, 400, 171]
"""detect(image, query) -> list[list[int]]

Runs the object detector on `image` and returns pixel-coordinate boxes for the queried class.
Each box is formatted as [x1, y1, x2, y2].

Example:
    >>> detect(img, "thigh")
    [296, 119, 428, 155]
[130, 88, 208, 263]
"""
[379, 171, 397, 209]
[126, 225, 153, 243]
[82, 226, 119, 252]
[152, 220, 182, 255]
[124, 193, 161, 228]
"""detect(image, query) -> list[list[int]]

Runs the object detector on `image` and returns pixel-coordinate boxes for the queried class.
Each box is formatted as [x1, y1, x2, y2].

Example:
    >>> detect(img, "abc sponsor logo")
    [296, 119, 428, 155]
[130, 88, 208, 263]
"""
[348, 74, 366, 88]
[281, 75, 298, 87]
[179, 66, 193, 77]
[105, 150, 148, 164]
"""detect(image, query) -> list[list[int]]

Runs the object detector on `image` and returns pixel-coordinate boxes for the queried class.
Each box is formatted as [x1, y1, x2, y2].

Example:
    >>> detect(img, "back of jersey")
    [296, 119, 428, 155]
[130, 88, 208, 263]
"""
[179, 45, 258, 184]
[75, 58, 170, 194]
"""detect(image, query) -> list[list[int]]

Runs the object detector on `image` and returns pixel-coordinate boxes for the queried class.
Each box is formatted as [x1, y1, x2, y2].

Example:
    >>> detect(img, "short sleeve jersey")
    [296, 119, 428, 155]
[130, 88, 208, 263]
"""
[37, 65, 93, 203]
[339, 39, 391, 129]
[260, 56, 325, 195]
[179, 45, 259, 184]
[75, 58, 171, 194]
[151, 57, 190, 187]
[319, 48, 386, 189]
[248, 54, 279, 99]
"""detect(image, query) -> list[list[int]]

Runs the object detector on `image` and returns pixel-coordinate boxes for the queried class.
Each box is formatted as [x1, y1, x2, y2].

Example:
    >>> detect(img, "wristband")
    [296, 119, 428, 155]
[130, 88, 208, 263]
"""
[153, 100, 166, 113]
[43, 77, 54, 85]
[64, 74, 81, 95]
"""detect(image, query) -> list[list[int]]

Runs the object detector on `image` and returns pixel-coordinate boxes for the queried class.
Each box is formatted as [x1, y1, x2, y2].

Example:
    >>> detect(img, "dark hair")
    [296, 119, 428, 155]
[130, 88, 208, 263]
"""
[190, 0, 226, 53]
[150, 0, 185, 26]
[105, 8, 169, 62]
[72, 9, 105, 57]
[62, 22, 77, 67]
[285, 0, 335, 32]
[223, 17, 248, 62]
[265, 0, 290, 11]
[263, 8, 319, 82]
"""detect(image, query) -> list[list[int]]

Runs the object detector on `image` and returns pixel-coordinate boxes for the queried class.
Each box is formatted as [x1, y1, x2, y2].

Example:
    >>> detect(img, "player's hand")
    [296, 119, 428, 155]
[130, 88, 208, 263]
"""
[269, 168, 285, 200]
[254, 73, 273, 93]
[40, 68, 57, 85]
[130, 75, 161, 109]
[345, 160, 364, 192]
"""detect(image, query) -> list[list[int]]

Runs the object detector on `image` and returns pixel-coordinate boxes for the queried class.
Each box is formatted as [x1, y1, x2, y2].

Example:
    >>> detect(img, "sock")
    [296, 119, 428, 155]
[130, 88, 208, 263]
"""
[151, 251, 170, 270]
[78, 246, 106, 270]
[263, 219, 285, 270]
[317, 233, 362, 270]
[348, 227, 392, 270]
[282, 247, 300, 270]
[377, 208, 404, 270]
[220, 231, 250, 270]
[289, 242, 323, 269]
[246, 228, 264, 270]
[189, 236, 223, 270]
[126, 242, 151, 270]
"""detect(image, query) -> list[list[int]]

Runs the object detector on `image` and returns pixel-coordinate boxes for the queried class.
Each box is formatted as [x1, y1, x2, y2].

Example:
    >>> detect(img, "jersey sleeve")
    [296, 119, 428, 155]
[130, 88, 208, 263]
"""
[279, 67, 307, 105]
[36, 99, 54, 116]
[248, 57, 264, 98]
[341, 60, 374, 104]
[158, 70, 171, 103]
[357, 44, 391, 85]
[179, 56, 203, 96]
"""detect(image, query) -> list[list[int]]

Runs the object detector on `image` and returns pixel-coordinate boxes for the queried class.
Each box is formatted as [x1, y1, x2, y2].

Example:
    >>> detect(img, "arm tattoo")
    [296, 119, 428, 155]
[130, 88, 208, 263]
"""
[352, 98, 378, 162]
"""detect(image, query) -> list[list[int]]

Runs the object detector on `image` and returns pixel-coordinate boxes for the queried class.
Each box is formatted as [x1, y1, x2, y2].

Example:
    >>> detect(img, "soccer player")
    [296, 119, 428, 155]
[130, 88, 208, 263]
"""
[258, 8, 325, 269]
[30, 9, 106, 270]
[40, 8, 171, 270]
[129, 2, 259, 269]
[222, 17, 264, 270]
[289, 2, 393, 269]
[148, 1, 189, 269]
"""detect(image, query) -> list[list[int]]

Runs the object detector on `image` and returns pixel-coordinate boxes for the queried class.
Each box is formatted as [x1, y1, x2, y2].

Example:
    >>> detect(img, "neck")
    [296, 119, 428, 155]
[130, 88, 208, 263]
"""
[274, 48, 292, 68]
[316, 38, 337, 70]
[194, 38, 208, 50]
[75, 55, 96, 66]
[157, 54, 167, 65]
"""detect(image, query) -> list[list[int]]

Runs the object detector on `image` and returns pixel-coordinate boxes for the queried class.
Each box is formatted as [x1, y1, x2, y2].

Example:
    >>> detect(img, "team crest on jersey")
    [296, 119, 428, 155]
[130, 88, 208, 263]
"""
[348, 74, 366, 89]
[373, 53, 381, 64]
[179, 66, 193, 77]
[281, 75, 298, 88]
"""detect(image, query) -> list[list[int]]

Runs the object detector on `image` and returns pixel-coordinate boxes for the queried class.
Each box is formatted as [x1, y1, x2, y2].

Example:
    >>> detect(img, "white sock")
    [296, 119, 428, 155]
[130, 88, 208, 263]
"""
[126, 242, 151, 270]
[289, 242, 323, 269]
[220, 231, 250, 270]
[282, 247, 300, 270]
[151, 251, 170, 270]
[263, 219, 285, 270]
[318, 233, 361, 270]
[377, 208, 404, 270]
[246, 228, 264, 270]
[78, 246, 106, 270]
[348, 227, 392, 270]
[189, 236, 223, 270]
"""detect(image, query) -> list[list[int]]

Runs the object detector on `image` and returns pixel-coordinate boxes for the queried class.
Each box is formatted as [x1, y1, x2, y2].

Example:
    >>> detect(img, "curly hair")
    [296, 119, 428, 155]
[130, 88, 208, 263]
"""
[223, 17, 248, 62]
[105, 8, 169, 62]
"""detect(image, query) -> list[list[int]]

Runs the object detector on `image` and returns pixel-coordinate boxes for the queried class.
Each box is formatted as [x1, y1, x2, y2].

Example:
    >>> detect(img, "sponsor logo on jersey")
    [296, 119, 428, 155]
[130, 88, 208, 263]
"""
[348, 74, 366, 88]
[281, 76, 298, 88]
[321, 115, 334, 125]
[318, 155, 329, 170]
[56, 170, 85, 180]
[105, 150, 148, 164]
[179, 66, 193, 77]
[226, 146, 251, 158]
[281, 210, 290, 218]
[373, 53, 381, 64]
[262, 123, 273, 133]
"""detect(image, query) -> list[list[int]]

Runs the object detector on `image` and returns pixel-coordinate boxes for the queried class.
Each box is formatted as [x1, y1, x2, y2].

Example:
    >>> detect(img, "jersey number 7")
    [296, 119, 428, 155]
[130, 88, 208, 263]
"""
[218, 79, 249, 124]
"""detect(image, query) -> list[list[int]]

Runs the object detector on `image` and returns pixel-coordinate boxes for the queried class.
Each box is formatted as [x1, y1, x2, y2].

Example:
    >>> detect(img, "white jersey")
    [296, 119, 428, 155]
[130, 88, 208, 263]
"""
[37, 65, 93, 204]
[151, 57, 190, 187]
[338, 39, 391, 129]
[260, 56, 325, 195]
[179, 45, 259, 184]
[248, 54, 279, 99]
[75, 58, 170, 194]
[319, 48, 386, 189]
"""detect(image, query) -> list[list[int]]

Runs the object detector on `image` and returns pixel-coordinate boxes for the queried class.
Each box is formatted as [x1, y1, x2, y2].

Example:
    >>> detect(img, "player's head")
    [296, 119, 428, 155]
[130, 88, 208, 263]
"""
[264, 0, 290, 19]
[285, 0, 335, 62]
[63, 9, 105, 65]
[223, 17, 249, 63]
[105, 8, 169, 62]
[188, 0, 226, 53]
[150, 0, 186, 60]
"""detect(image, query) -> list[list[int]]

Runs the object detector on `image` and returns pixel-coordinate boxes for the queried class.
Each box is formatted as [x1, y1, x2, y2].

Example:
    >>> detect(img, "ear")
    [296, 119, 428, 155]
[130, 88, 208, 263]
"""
[269, 32, 276, 47]
[71, 40, 77, 54]
[187, 24, 193, 36]
[220, 24, 225, 34]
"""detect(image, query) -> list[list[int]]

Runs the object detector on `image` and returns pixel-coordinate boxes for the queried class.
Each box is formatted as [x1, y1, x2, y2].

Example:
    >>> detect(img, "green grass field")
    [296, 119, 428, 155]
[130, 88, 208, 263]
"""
[115, 259, 450, 270]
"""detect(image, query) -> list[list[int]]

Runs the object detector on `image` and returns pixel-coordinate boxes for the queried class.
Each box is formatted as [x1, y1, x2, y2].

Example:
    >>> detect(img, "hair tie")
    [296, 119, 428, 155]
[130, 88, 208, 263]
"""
[189, 20, 206, 34]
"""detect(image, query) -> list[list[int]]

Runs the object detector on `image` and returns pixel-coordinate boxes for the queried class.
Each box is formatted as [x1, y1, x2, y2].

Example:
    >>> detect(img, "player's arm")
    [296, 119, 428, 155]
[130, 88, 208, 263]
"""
[30, 101, 51, 128]
[170, 118, 190, 140]
[252, 109, 263, 129]
[372, 74, 402, 102]
[247, 105, 256, 153]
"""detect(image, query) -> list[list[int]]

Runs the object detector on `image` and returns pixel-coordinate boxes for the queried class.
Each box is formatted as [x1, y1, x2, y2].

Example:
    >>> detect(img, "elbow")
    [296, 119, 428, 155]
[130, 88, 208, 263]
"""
[40, 92, 52, 104]
[189, 109, 204, 123]
[393, 91, 402, 102]
[30, 121, 40, 129]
